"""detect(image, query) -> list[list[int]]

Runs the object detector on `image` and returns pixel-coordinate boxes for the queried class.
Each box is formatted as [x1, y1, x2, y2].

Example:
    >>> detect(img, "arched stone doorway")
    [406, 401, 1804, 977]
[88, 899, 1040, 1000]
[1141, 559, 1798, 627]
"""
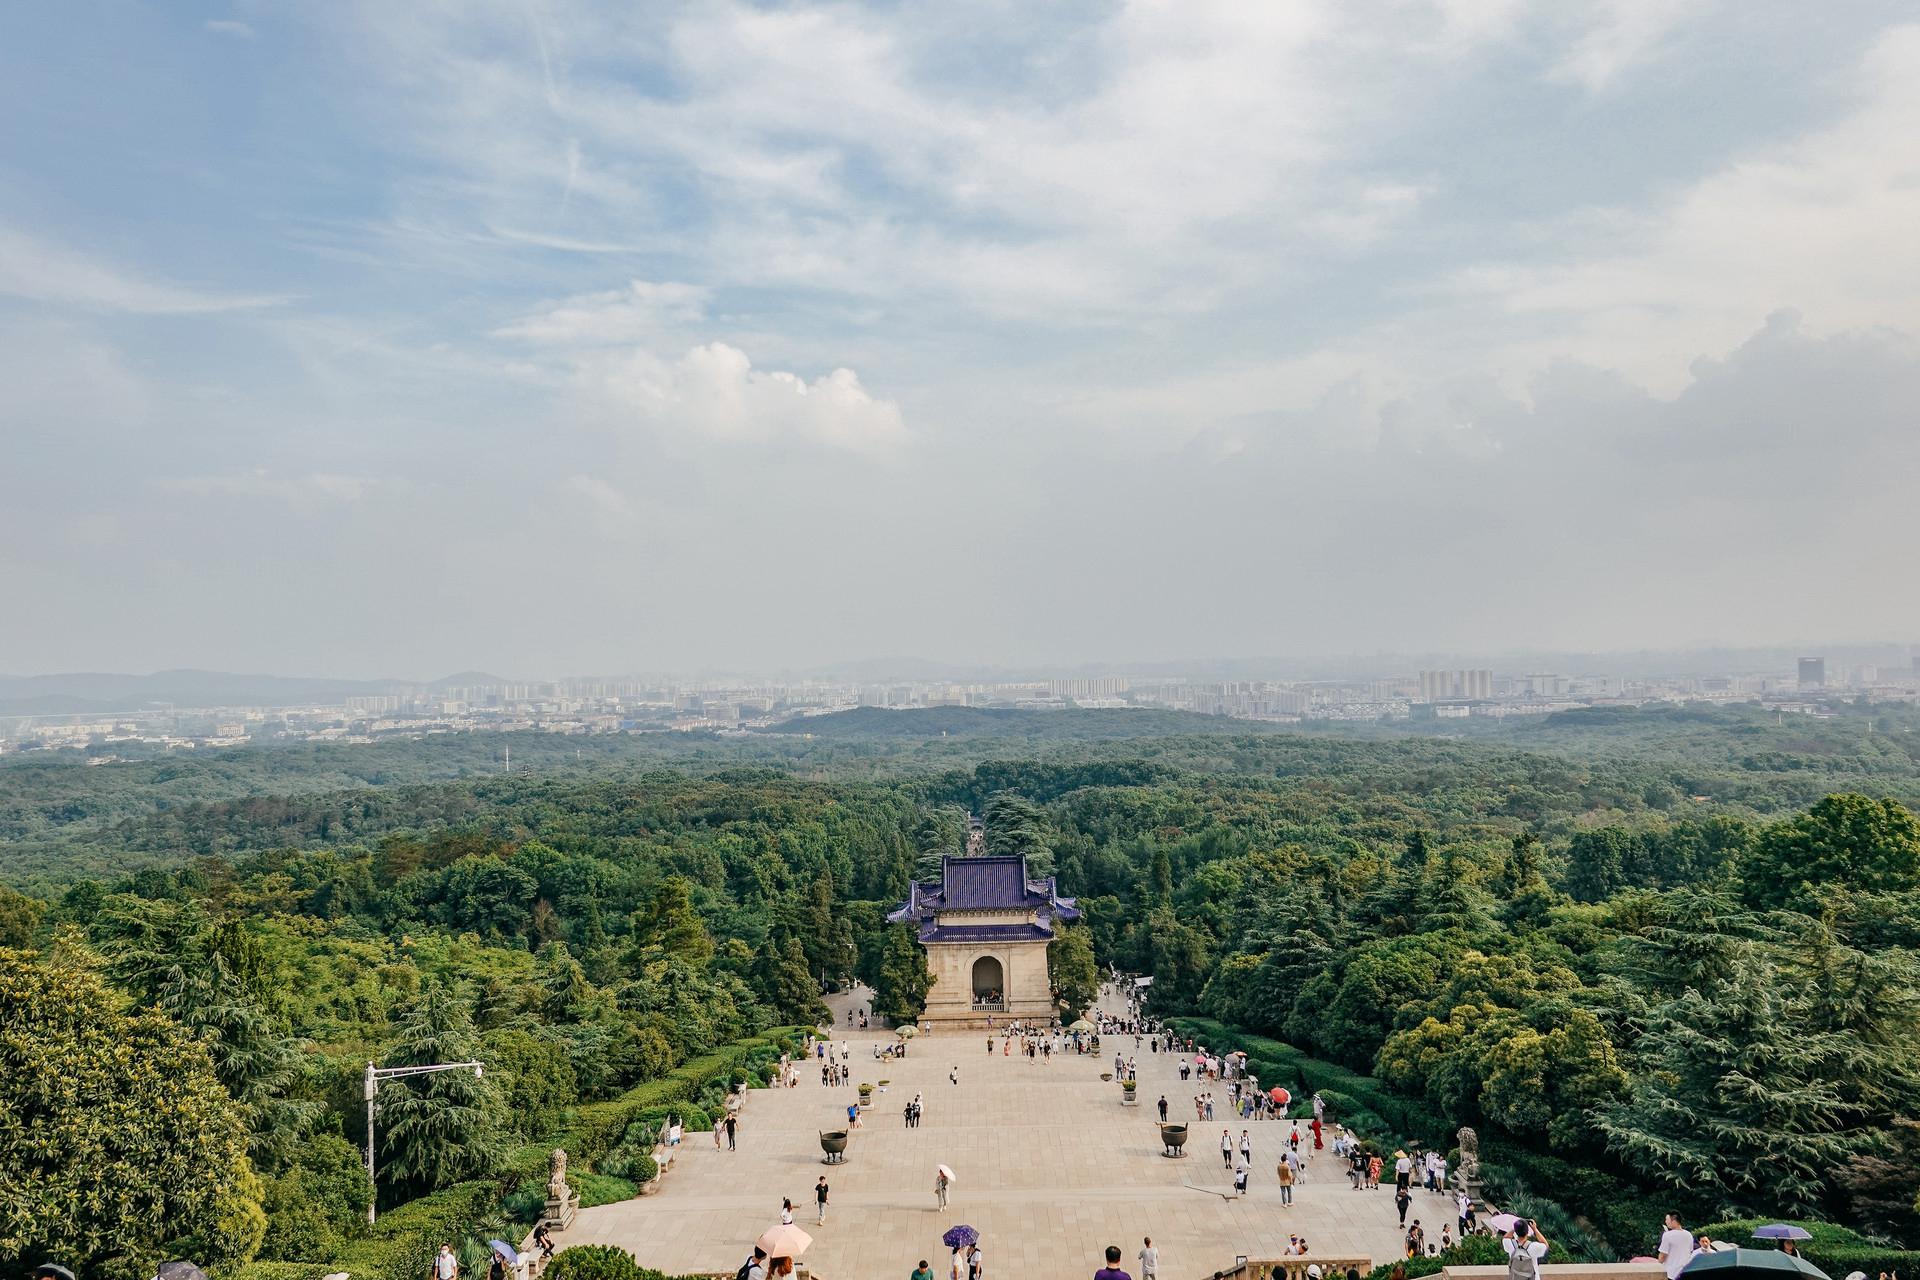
[971, 955, 1004, 1008]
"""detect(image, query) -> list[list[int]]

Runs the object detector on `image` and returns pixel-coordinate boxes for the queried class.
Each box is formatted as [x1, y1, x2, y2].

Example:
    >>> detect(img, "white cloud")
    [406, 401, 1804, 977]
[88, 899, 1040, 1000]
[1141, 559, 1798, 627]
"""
[159, 470, 390, 509]
[0, 226, 285, 315]
[205, 19, 256, 39]
[583, 341, 906, 454]
[495, 280, 710, 345]
[1548, 0, 1711, 91]
[1434, 22, 1920, 390]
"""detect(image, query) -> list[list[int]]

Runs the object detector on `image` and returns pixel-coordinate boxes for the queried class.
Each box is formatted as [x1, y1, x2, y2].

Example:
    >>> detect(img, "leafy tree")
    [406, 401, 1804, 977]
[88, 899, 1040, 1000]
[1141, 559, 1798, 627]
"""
[870, 923, 932, 1023]
[1595, 941, 1876, 1216]
[1, 946, 266, 1278]
[375, 984, 507, 1200]
[985, 791, 1054, 877]
[1047, 924, 1100, 1020]
[1566, 827, 1639, 903]
[632, 875, 714, 965]
[1742, 793, 1920, 910]
[912, 805, 970, 881]
[257, 1132, 372, 1262]
[0, 882, 45, 947]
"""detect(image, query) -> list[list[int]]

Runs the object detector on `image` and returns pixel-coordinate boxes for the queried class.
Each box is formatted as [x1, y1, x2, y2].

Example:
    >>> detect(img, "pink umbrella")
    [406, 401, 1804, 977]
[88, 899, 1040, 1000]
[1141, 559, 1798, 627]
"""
[1194, 1054, 1208, 1063]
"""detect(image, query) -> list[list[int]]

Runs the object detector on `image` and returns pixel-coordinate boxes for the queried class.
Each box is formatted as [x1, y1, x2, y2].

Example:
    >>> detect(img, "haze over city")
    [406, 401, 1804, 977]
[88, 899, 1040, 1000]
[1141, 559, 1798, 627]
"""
[6, 3, 1920, 677]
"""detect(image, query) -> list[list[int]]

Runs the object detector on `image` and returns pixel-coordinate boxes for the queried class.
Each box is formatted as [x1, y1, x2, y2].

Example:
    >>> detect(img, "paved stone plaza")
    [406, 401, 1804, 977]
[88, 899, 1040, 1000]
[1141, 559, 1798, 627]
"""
[564, 986, 1429, 1280]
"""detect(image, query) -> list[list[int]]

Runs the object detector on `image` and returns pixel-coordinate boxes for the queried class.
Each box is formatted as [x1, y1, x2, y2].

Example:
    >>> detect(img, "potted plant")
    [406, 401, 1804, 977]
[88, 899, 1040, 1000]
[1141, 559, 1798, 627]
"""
[1121, 1077, 1137, 1103]
[857, 1083, 873, 1110]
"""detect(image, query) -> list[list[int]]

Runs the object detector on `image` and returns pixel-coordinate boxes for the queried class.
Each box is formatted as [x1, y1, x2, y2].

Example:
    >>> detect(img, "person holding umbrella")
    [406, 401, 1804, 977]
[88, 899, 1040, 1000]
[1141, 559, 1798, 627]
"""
[935, 1164, 955, 1212]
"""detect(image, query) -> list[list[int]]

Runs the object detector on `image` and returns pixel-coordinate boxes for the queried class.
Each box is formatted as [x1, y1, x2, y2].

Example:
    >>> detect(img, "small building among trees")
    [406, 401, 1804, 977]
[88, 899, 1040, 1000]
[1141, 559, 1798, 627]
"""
[888, 853, 1079, 1029]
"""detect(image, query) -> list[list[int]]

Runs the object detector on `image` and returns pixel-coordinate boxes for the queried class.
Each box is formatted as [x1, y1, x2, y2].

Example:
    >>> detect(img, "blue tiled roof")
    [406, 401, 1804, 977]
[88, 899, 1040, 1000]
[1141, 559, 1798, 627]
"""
[887, 854, 1082, 928]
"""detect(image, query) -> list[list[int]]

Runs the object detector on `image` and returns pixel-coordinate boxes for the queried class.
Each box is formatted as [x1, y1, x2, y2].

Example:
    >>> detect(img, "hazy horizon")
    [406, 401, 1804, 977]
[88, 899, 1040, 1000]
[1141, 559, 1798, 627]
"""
[7, 3, 1920, 676]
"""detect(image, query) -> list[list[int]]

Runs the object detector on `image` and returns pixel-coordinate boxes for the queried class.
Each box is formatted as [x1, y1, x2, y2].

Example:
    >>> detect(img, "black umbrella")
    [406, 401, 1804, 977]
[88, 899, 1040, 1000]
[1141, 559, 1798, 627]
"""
[1681, 1250, 1830, 1280]
[33, 1267, 76, 1280]
[156, 1264, 210, 1280]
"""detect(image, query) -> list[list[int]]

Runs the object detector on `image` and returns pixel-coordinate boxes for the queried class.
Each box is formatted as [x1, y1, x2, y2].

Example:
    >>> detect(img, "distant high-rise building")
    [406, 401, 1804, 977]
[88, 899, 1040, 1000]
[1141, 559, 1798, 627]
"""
[1419, 669, 1492, 701]
[1798, 657, 1826, 689]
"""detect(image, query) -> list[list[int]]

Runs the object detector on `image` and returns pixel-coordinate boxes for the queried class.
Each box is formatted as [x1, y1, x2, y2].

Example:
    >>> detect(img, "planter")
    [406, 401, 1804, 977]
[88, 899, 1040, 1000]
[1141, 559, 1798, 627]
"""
[1100, 1072, 1113, 1083]
[1122, 1083, 1137, 1105]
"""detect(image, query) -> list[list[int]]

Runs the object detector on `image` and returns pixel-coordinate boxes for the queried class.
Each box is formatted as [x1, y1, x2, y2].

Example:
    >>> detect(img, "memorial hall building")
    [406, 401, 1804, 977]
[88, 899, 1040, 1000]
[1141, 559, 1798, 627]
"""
[888, 853, 1080, 1029]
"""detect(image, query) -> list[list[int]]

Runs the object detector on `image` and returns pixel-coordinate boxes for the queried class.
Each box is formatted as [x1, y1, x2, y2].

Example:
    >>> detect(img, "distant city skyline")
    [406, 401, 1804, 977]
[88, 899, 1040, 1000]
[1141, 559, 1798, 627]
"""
[6, 5, 1920, 675]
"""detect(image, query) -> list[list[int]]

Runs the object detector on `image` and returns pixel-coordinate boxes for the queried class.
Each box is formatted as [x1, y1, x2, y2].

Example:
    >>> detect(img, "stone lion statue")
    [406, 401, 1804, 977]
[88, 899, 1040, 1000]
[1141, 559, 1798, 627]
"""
[1456, 1126, 1481, 1184]
[548, 1147, 571, 1200]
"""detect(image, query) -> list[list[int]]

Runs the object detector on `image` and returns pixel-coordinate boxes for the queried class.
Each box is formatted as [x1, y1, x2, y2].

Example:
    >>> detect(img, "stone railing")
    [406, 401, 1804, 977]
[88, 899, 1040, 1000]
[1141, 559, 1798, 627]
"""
[1210, 1255, 1372, 1280]
[1442, 1267, 1666, 1280]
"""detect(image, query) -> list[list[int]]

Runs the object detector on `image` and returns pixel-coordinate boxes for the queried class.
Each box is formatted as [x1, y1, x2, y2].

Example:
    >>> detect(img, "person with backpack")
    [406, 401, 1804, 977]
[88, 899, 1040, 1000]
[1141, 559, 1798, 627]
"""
[737, 1247, 768, 1280]
[1504, 1220, 1549, 1280]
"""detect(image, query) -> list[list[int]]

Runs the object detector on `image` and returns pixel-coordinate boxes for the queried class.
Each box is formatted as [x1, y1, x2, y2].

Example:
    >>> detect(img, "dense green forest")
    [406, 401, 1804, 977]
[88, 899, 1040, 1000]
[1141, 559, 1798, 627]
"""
[4, 705, 1920, 1278]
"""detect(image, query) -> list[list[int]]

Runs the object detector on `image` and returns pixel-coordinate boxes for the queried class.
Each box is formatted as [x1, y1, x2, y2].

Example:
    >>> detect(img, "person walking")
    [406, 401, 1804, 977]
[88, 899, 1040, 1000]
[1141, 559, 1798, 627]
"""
[1094, 1244, 1132, 1280]
[1658, 1214, 1695, 1280]
[1221, 1129, 1234, 1169]
[815, 1175, 829, 1225]
[1396, 1185, 1412, 1226]
[1278, 1158, 1296, 1206]
[934, 1166, 952, 1212]
[911, 1262, 935, 1280]
[434, 1243, 461, 1280]
[1158, 1095, 1168, 1122]
[1138, 1238, 1159, 1280]
[951, 1066, 959, 1086]
[725, 1112, 738, 1151]
[1240, 1130, 1252, 1165]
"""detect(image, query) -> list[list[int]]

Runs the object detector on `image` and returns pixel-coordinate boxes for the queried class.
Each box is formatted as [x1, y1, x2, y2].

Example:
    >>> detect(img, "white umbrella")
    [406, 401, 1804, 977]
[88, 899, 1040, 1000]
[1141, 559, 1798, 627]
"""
[755, 1223, 814, 1260]
[1487, 1214, 1521, 1234]
[897, 1025, 919, 1038]
[937, 1163, 957, 1182]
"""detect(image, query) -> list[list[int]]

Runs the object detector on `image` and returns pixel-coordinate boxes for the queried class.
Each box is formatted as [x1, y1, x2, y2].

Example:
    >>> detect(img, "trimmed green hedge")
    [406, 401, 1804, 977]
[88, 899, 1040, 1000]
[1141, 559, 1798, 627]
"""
[261, 1026, 803, 1280]
[1697, 1218, 1920, 1279]
[1162, 1016, 1441, 1147]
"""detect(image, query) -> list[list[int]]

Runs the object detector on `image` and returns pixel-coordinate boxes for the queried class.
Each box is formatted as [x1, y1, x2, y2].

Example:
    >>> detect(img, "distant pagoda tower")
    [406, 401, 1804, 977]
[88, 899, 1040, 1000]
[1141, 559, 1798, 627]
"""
[888, 852, 1079, 1030]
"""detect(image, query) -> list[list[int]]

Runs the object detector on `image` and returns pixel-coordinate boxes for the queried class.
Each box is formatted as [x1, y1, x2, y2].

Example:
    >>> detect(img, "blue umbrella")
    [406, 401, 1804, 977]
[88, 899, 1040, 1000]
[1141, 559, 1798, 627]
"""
[490, 1241, 520, 1265]
[942, 1225, 979, 1249]
[1753, 1227, 1813, 1243]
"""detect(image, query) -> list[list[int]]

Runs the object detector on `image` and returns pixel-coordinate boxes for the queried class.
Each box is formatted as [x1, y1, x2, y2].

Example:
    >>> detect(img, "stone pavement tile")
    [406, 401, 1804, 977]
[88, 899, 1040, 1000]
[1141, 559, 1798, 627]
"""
[564, 986, 1417, 1280]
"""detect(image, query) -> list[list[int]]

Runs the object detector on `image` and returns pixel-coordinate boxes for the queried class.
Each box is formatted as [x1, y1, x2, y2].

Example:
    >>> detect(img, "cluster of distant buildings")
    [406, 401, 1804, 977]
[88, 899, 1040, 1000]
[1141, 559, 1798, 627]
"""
[3, 657, 1915, 758]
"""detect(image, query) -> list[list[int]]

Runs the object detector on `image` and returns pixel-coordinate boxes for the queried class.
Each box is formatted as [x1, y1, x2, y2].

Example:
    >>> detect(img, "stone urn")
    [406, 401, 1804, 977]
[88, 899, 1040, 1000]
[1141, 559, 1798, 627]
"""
[1159, 1123, 1189, 1158]
[820, 1130, 849, 1164]
[1101, 1072, 1113, 1083]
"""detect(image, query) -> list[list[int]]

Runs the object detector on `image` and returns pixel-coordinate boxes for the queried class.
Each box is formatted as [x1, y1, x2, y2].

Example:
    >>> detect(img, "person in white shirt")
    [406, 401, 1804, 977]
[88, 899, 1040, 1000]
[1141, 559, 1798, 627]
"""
[1504, 1221, 1549, 1280]
[1658, 1214, 1697, 1280]
[435, 1245, 460, 1280]
[1138, 1237, 1159, 1280]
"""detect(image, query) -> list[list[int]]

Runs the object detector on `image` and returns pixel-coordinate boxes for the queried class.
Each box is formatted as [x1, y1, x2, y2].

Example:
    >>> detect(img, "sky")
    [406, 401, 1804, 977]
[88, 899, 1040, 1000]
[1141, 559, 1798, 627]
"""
[4, 1, 1920, 679]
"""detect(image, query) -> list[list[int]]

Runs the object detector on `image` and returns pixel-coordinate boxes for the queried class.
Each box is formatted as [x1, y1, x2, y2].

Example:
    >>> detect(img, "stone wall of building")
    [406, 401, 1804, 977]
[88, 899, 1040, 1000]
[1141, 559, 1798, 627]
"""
[922, 937, 1055, 1029]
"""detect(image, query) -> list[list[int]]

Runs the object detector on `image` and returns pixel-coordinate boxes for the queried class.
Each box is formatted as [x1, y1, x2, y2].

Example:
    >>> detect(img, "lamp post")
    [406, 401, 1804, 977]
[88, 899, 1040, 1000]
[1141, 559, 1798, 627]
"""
[363, 1059, 484, 1223]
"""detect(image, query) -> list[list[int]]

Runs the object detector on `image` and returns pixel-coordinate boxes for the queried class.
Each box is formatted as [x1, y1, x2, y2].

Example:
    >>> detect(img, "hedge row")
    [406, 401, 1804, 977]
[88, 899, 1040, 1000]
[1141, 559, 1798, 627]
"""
[234, 1027, 805, 1280]
[1697, 1218, 1920, 1279]
[1160, 1016, 1443, 1148]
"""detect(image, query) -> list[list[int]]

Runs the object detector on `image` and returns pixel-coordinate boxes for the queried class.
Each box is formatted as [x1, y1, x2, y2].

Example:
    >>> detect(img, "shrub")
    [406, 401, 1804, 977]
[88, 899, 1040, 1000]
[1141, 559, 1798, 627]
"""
[544, 1244, 646, 1280]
